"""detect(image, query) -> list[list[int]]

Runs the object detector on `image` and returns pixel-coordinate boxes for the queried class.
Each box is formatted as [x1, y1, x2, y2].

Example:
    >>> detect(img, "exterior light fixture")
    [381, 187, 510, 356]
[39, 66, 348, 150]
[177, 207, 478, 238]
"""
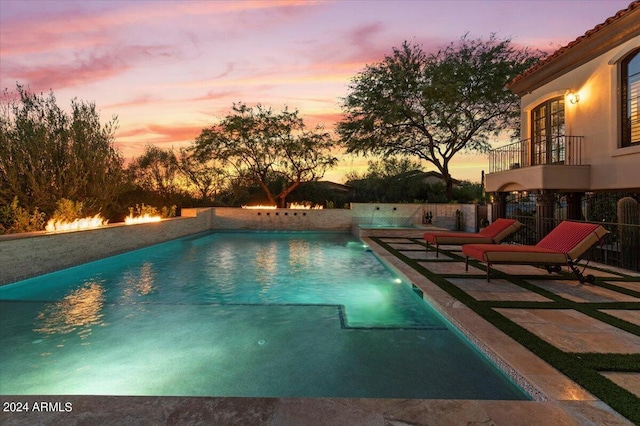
[567, 91, 580, 104]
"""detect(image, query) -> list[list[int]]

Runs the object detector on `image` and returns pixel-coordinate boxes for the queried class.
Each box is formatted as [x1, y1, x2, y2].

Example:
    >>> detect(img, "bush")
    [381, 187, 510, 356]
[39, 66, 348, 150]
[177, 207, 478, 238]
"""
[128, 204, 176, 218]
[50, 199, 85, 222]
[0, 197, 46, 234]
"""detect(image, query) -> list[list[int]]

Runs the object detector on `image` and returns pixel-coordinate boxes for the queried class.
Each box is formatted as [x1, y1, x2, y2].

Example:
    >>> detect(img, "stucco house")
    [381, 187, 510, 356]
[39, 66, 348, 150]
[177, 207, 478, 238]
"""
[485, 1, 639, 242]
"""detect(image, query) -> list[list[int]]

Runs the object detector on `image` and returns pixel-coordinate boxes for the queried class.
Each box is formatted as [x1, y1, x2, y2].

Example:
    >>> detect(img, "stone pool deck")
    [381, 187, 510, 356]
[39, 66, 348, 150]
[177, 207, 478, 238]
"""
[2, 229, 639, 425]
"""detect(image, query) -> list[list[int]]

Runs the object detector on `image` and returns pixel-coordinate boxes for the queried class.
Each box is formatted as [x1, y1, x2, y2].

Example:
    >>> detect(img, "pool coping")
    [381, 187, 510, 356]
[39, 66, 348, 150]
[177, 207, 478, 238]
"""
[0, 395, 625, 425]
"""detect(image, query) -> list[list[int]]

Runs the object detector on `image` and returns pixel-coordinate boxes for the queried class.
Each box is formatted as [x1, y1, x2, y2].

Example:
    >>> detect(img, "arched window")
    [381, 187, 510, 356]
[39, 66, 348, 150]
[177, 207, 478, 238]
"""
[531, 97, 565, 165]
[621, 49, 640, 147]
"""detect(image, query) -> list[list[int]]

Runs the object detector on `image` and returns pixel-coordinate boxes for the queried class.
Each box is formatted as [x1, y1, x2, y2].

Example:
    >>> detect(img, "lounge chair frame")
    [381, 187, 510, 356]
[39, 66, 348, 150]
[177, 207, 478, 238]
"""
[462, 221, 609, 283]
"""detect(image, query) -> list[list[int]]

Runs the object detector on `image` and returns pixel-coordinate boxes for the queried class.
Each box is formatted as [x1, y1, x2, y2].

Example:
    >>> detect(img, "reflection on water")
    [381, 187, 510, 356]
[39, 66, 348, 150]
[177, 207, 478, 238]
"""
[122, 262, 157, 298]
[288, 240, 310, 277]
[34, 281, 105, 339]
[256, 242, 277, 297]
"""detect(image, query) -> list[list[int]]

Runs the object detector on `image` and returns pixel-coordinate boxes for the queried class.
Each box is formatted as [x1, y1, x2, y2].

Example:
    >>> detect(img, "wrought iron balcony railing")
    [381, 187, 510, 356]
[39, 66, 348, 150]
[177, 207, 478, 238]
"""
[489, 135, 584, 173]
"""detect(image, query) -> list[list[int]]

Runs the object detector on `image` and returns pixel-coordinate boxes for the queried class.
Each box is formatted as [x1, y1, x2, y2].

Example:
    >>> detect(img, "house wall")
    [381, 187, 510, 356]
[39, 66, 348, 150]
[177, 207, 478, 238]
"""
[519, 35, 640, 191]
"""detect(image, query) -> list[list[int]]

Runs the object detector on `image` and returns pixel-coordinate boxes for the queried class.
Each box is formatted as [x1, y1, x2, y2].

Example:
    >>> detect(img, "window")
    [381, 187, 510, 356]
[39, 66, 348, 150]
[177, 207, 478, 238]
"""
[622, 49, 640, 147]
[531, 97, 565, 165]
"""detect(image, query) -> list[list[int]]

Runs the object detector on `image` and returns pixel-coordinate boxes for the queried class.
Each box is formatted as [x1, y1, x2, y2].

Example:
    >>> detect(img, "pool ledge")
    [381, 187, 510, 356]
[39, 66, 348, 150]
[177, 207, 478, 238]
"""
[0, 395, 626, 425]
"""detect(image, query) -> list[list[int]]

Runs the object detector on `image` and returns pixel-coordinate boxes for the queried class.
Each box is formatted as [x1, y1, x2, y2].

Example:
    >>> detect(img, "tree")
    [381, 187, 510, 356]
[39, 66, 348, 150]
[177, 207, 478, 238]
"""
[178, 146, 227, 203]
[0, 85, 125, 216]
[338, 35, 544, 200]
[193, 103, 337, 208]
[345, 156, 424, 202]
[127, 144, 181, 199]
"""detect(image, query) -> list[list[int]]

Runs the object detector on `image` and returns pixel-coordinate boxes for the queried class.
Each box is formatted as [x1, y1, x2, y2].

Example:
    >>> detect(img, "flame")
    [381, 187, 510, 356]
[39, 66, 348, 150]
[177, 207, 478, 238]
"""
[241, 203, 323, 210]
[288, 203, 323, 210]
[45, 215, 108, 232]
[125, 214, 162, 225]
[242, 205, 277, 209]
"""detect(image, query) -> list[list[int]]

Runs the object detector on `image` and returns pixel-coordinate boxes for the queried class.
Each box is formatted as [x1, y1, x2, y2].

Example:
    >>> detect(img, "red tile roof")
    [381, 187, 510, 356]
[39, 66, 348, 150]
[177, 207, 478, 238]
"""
[508, 1, 640, 89]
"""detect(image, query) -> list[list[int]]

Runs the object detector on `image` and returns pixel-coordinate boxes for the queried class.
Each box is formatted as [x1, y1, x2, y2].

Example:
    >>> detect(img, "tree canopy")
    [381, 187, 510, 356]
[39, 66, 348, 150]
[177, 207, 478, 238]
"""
[338, 35, 544, 200]
[128, 144, 181, 198]
[193, 103, 338, 208]
[0, 85, 125, 216]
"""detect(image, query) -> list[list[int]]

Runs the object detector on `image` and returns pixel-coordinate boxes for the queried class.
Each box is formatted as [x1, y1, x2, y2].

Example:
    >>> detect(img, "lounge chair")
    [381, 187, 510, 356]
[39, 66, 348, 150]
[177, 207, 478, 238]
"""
[462, 221, 609, 283]
[424, 218, 522, 257]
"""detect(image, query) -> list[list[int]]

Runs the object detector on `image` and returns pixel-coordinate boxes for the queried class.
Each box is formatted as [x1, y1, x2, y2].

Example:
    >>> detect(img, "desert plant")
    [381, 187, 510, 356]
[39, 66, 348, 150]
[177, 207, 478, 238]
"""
[160, 205, 177, 218]
[0, 197, 46, 234]
[128, 204, 176, 218]
[50, 199, 85, 222]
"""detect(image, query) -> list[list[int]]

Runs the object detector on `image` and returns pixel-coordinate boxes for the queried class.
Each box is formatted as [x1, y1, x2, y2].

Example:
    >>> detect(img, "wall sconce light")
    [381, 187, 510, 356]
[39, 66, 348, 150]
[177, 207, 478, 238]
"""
[567, 91, 580, 104]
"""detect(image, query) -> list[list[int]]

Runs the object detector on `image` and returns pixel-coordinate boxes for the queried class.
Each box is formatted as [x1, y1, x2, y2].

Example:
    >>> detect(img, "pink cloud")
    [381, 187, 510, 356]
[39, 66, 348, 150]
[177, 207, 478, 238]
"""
[303, 111, 345, 130]
[3, 44, 179, 93]
[117, 123, 203, 145]
[104, 95, 159, 111]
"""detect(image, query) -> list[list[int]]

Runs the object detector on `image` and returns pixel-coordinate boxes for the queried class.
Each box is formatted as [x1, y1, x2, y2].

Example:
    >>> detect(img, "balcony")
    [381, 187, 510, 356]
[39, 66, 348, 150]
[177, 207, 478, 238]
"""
[486, 135, 591, 192]
[489, 135, 585, 172]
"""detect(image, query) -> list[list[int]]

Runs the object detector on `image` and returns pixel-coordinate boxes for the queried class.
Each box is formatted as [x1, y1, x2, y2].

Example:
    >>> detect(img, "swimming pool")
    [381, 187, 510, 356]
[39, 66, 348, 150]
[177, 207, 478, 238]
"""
[0, 231, 528, 399]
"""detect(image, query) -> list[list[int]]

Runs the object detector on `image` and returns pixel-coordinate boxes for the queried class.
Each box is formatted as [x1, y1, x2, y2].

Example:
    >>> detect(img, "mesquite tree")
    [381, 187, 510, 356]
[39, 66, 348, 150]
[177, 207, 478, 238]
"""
[338, 35, 544, 200]
[193, 103, 337, 207]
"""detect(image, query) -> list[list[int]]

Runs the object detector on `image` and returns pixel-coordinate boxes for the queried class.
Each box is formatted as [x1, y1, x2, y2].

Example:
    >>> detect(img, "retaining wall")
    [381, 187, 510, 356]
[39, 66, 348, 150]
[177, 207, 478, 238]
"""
[209, 207, 354, 231]
[0, 208, 210, 285]
[208, 203, 431, 231]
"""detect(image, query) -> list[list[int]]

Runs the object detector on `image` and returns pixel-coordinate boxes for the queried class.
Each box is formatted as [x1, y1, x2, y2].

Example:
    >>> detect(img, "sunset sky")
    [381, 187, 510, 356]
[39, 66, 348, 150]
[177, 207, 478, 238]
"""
[0, 0, 632, 183]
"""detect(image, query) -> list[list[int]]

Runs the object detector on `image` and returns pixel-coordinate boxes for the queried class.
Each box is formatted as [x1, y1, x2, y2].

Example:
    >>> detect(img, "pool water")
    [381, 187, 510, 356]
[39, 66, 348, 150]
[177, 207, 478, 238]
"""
[0, 232, 528, 399]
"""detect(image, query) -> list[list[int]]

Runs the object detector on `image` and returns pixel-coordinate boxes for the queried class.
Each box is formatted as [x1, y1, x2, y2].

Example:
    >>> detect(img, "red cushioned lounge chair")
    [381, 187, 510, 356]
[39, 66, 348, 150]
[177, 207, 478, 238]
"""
[424, 218, 522, 257]
[462, 221, 609, 283]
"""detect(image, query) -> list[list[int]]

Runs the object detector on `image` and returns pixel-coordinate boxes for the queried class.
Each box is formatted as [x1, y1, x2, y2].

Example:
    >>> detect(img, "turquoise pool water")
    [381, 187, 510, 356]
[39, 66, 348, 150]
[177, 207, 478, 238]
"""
[0, 231, 528, 399]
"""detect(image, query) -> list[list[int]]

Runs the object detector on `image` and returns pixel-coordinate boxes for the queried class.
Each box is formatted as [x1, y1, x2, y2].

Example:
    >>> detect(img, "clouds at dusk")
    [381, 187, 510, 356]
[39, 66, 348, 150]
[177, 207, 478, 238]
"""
[0, 0, 633, 183]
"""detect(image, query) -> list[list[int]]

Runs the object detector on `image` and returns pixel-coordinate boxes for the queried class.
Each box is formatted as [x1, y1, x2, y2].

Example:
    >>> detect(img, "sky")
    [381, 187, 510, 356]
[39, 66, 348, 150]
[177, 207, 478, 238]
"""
[0, 0, 633, 184]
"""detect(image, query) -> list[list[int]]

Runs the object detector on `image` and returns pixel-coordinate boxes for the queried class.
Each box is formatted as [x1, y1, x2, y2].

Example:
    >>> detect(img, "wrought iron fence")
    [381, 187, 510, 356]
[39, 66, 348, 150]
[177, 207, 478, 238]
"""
[507, 216, 639, 272]
[489, 136, 584, 173]
[503, 191, 640, 271]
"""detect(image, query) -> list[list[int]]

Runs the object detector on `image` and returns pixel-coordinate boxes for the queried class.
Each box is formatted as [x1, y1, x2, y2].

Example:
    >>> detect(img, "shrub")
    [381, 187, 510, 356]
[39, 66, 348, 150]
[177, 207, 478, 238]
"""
[0, 197, 46, 234]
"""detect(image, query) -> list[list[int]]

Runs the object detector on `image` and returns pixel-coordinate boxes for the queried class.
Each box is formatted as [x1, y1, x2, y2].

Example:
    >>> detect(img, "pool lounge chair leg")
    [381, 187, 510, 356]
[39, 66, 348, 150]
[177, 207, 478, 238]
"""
[486, 262, 491, 282]
[426, 241, 440, 258]
[465, 256, 469, 271]
[436, 243, 439, 258]
[568, 260, 595, 284]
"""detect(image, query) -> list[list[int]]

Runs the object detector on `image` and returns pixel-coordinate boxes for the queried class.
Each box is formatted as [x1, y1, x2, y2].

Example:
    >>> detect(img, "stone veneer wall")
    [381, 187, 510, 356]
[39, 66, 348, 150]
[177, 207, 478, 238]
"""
[0, 208, 211, 285]
[0, 203, 479, 285]
[209, 207, 354, 231]
[208, 203, 448, 231]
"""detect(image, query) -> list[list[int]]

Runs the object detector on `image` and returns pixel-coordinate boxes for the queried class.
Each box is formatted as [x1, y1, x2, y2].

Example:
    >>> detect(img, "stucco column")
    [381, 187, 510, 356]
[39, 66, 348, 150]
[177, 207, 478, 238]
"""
[491, 192, 507, 221]
[536, 191, 556, 240]
[565, 192, 584, 221]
